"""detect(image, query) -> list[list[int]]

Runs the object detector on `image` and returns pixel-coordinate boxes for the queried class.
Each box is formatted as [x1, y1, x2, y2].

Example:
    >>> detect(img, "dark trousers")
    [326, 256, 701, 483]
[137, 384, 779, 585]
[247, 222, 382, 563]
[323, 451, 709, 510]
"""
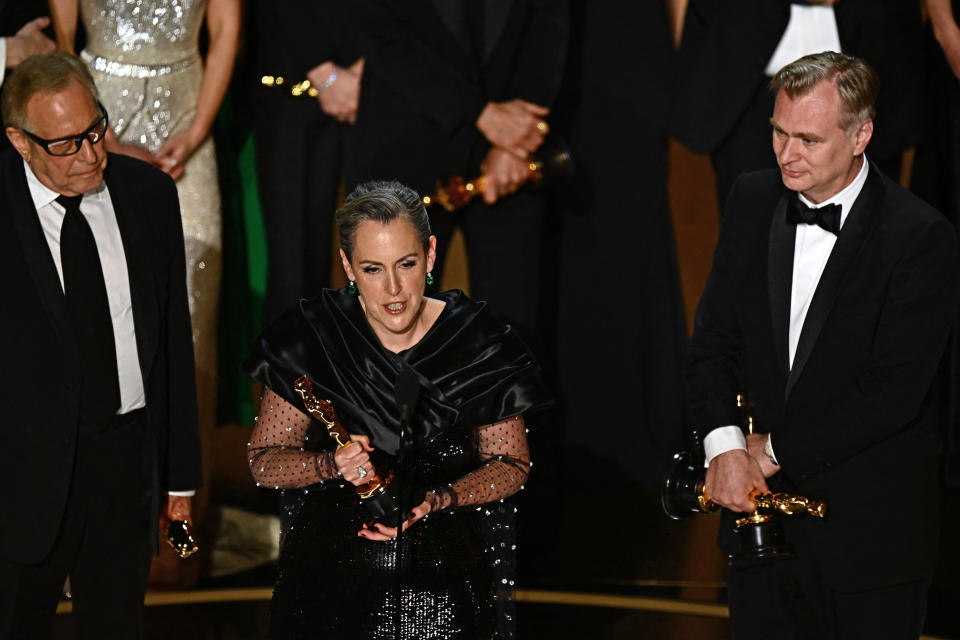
[428, 190, 546, 343]
[255, 98, 342, 322]
[0, 411, 152, 639]
[728, 557, 930, 640]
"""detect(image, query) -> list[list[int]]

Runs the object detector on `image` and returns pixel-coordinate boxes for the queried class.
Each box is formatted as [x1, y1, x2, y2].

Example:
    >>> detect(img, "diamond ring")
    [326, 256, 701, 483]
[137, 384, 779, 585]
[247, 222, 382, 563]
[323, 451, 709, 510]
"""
[357, 465, 367, 479]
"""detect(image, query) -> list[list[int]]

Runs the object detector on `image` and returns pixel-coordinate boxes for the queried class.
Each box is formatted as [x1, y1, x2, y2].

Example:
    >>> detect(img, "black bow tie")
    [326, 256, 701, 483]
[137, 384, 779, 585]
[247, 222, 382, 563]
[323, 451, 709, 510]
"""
[787, 199, 841, 235]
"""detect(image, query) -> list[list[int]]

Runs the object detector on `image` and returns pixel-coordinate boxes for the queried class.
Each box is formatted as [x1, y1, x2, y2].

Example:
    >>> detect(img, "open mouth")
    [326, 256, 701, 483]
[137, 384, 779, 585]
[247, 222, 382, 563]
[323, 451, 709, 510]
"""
[385, 302, 406, 315]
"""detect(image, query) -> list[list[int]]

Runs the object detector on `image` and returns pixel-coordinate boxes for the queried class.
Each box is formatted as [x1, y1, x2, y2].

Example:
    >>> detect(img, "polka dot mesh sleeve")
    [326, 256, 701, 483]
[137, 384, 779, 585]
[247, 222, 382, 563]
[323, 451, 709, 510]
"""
[425, 415, 531, 512]
[247, 388, 340, 489]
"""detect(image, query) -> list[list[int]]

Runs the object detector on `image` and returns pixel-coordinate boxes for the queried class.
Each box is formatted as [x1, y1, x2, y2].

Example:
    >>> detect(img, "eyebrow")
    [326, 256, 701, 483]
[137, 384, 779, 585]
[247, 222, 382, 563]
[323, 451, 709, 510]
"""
[769, 118, 824, 142]
[358, 252, 419, 266]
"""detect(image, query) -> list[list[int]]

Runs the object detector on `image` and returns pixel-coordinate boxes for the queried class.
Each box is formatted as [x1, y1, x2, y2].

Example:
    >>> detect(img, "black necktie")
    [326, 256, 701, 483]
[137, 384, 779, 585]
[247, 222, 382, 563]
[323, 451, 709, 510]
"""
[57, 194, 121, 425]
[787, 199, 842, 235]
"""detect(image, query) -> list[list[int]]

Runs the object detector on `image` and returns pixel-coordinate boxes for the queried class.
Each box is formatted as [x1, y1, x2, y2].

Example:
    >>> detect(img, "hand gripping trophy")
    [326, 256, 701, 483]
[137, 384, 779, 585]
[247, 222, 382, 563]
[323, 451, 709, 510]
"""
[294, 376, 402, 527]
[662, 394, 826, 567]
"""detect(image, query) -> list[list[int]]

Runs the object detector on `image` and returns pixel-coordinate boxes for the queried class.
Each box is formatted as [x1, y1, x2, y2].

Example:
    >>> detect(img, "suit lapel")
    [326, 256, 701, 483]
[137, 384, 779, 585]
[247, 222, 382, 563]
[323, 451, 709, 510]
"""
[4, 154, 73, 336]
[105, 159, 159, 383]
[785, 164, 883, 399]
[768, 193, 794, 379]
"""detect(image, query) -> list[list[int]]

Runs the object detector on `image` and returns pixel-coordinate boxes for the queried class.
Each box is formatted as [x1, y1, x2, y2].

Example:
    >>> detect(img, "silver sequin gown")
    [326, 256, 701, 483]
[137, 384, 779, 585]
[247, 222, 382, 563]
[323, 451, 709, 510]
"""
[80, 0, 221, 497]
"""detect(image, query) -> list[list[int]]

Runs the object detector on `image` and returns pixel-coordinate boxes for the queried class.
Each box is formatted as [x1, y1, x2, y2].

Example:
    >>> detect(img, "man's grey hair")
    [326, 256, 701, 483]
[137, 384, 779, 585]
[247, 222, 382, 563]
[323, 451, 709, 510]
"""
[770, 51, 879, 132]
[336, 180, 432, 261]
[1, 52, 101, 131]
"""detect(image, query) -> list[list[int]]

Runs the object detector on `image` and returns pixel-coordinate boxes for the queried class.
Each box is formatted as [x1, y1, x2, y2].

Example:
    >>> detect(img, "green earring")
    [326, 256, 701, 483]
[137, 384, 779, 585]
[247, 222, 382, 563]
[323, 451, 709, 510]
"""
[348, 280, 357, 294]
[426, 272, 435, 286]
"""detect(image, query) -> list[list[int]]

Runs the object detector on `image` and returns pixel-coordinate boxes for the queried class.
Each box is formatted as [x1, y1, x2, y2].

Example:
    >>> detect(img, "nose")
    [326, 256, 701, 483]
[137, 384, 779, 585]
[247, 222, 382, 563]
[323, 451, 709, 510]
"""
[77, 136, 99, 163]
[777, 136, 800, 165]
[385, 270, 401, 296]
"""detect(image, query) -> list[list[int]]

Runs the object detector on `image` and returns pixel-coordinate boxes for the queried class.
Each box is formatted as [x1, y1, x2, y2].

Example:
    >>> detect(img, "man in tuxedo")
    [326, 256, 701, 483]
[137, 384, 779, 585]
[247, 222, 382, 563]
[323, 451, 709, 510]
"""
[0, 53, 200, 637]
[672, 0, 925, 207]
[687, 52, 958, 638]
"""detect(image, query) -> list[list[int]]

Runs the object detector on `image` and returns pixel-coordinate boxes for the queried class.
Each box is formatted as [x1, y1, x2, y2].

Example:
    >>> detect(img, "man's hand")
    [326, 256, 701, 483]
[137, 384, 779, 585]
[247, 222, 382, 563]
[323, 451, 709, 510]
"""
[5, 17, 56, 69]
[704, 449, 769, 513]
[307, 58, 364, 124]
[746, 433, 781, 478]
[475, 99, 549, 159]
[166, 494, 193, 527]
[480, 146, 530, 204]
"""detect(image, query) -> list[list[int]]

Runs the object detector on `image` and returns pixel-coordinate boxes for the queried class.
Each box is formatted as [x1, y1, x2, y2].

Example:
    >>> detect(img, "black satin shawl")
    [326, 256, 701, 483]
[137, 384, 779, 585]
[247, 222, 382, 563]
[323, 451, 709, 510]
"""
[242, 289, 551, 456]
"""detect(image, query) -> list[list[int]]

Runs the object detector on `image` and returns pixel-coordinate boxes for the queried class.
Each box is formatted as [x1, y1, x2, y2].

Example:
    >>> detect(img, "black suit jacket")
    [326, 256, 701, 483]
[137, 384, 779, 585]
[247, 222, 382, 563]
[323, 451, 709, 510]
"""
[687, 163, 959, 589]
[347, 0, 568, 195]
[672, 0, 925, 161]
[0, 150, 201, 563]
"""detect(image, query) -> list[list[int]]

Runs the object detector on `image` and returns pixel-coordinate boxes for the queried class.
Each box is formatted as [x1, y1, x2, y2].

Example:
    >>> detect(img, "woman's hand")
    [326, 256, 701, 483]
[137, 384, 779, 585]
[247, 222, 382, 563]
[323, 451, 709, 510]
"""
[156, 128, 204, 180]
[104, 129, 167, 171]
[480, 146, 530, 204]
[475, 99, 549, 159]
[333, 434, 375, 486]
[357, 500, 432, 541]
[308, 58, 364, 124]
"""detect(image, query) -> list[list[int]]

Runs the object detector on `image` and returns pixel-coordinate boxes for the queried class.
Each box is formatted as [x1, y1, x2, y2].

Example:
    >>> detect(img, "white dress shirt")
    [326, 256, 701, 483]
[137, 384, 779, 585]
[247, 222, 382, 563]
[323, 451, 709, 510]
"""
[24, 161, 194, 497]
[765, 4, 843, 76]
[703, 157, 871, 466]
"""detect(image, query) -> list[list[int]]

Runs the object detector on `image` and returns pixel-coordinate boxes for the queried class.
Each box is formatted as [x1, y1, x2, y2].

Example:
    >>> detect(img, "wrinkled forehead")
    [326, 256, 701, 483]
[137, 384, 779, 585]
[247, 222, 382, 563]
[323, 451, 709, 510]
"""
[25, 81, 100, 138]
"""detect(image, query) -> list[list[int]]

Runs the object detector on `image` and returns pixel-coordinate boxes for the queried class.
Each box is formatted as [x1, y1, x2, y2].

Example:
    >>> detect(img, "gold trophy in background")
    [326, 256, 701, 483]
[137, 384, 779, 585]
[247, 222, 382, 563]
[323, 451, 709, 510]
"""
[293, 376, 402, 527]
[422, 134, 575, 212]
[662, 394, 827, 567]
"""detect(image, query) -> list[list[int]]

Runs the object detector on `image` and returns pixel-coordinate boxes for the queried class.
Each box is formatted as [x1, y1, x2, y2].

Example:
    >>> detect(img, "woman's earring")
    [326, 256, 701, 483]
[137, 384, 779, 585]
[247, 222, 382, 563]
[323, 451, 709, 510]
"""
[348, 280, 357, 294]
[426, 272, 435, 286]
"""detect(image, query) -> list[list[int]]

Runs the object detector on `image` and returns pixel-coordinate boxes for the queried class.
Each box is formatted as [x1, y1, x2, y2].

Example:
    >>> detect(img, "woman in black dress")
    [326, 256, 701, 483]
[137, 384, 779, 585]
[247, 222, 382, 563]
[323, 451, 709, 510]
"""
[244, 180, 549, 638]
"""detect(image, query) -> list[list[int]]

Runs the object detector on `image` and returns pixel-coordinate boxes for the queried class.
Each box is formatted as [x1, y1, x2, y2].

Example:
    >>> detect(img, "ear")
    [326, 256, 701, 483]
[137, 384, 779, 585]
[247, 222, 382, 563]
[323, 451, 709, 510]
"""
[426, 235, 437, 274]
[339, 248, 356, 282]
[852, 118, 873, 156]
[6, 127, 31, 161]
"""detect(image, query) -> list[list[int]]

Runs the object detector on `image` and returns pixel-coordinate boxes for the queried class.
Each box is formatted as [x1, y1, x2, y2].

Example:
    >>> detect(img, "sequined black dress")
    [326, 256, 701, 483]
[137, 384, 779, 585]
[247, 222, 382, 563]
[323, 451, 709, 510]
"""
[243, 289, 550, 639]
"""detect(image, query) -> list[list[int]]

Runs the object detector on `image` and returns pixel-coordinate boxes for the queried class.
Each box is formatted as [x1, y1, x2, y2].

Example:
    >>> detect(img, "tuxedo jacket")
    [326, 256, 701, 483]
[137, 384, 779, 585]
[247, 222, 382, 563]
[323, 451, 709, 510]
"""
[687, 163, 959, 590]
[0, 150, 201, 564]
[347, 0, 569, 195]
[672, 0, 924, 161]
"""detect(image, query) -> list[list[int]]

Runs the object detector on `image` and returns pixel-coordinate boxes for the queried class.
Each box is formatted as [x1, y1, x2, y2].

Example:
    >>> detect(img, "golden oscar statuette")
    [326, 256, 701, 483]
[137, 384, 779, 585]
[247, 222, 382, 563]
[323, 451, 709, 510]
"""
[661, 394, 827, 567]
[422, 134, 575, 212]
[293, 376, 402, 527]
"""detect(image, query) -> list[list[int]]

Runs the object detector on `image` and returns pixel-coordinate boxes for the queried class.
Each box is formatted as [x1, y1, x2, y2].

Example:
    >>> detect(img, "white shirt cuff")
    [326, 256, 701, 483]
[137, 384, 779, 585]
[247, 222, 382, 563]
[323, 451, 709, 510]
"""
[703, 425, 746, 467]
[168, 490, 196, 497]
[765, 433, 779, 466]
[0, 39, 7, 87]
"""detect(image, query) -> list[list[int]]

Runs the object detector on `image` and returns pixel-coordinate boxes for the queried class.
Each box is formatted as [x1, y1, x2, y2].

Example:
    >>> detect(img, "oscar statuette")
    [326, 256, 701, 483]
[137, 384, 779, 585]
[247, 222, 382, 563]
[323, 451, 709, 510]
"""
[421, 134, 576, 212]
[293, 376, 403, 527]
[661, 394, 827, 567]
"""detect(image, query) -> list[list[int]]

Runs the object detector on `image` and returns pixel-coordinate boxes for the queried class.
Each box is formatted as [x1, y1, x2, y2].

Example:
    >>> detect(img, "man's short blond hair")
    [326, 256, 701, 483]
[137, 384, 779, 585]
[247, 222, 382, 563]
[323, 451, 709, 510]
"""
[770, 51, 879, 132]
[1, 52, 100, 131]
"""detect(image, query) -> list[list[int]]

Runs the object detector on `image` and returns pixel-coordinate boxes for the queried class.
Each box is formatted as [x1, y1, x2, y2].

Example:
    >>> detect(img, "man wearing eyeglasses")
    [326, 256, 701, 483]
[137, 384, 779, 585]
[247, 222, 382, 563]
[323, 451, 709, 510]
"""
[0, 52, 200, 636]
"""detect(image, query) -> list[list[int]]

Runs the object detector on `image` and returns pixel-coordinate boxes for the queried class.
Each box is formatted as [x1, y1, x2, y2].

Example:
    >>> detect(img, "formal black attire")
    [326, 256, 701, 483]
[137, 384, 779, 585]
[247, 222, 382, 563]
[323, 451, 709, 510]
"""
[347, 0, 568, 338]
[244, 289, 550, 639]
[687, 164, 959, 637]
[550, 0, 686, 486]
[672, 0, 925, 206]
[252, 1, 362, 321]
[0, 151, 201, 637]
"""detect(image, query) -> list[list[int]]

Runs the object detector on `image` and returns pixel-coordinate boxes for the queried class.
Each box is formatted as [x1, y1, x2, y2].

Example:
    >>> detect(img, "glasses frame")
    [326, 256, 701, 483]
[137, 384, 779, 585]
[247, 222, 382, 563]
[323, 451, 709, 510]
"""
[21, 102, 110, 157]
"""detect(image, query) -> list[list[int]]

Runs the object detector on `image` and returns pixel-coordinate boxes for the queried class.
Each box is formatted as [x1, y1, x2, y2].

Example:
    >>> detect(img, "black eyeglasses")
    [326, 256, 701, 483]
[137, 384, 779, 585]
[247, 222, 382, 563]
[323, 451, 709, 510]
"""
[21, 103, 109, 157]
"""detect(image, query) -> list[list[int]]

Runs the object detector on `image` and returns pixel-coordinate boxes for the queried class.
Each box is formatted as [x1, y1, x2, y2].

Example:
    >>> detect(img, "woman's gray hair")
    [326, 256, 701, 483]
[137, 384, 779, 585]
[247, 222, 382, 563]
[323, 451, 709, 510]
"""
[770, 51, 879, 132]
[336, 180, 432, 261]
[1, 52, 101, 131]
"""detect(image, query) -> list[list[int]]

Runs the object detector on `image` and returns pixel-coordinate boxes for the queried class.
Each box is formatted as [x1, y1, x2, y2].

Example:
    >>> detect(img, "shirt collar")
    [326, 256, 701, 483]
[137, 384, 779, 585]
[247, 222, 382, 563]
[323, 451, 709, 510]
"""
[797, 155, 869, 230]
[23, 159, 107, 212]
